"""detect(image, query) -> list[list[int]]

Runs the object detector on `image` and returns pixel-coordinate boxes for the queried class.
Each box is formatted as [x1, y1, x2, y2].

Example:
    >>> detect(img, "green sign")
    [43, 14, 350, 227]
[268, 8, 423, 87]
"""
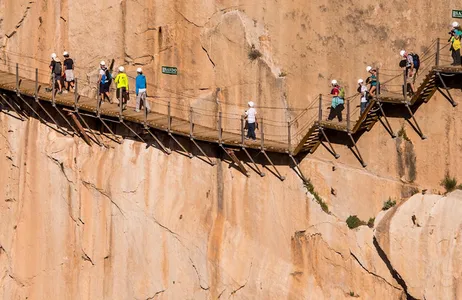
[162, 66, 178, 75]
[453, 10, 462, 18]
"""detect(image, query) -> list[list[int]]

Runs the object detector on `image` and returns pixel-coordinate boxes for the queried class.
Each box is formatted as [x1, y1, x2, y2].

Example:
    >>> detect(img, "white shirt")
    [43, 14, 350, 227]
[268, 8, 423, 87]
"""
[246, 108, 257, 123]
[360, 85, 368, 103]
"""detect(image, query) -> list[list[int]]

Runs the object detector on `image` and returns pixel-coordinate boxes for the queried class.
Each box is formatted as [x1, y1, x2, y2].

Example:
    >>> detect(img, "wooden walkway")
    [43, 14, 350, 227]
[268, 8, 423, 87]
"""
[0, 69, 290, 153]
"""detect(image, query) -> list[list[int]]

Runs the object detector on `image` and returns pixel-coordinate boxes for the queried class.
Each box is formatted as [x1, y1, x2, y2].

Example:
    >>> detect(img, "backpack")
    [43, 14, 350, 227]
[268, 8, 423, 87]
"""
[410, 53, 420, 70]
[54, 62, 62, 75]
[105, 69, 112, 85]
[338, 86, 345, 99]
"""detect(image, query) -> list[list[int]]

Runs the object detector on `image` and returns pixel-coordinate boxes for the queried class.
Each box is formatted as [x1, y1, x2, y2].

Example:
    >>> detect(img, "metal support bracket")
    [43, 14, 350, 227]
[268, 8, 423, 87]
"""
[376, 101, 396, 138]
[0, 94, 25, 121]
[74, 111, 104, 146]
[145, 126, 171, 155]
[242, 147, 265, 177]
[436, 72, 458, 107]
[221, 146, 248, 176]
[168, 133, 193, 158]
[98, 116, 123, 144]
[319, 127, 340, 159]
[289, 154, 308, 184]
[405, 103, 427, 140]
[260, 150, 285, 181]
[190, 138, 215, 165]
[121, 121, 146, 144]
[348, 133, 367, 168]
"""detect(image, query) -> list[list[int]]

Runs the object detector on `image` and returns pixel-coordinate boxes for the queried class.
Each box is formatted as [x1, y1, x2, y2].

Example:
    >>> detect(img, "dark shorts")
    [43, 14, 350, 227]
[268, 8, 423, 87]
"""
[54, 74, 62, 81]
[116, 87, 127, 99]
[100, 83, 109, 93]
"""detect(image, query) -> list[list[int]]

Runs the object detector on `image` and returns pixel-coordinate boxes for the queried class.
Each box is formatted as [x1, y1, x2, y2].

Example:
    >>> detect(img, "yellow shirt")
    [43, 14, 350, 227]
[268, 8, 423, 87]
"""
[115, 73, 129, 89]
[452, 37, 461, 51]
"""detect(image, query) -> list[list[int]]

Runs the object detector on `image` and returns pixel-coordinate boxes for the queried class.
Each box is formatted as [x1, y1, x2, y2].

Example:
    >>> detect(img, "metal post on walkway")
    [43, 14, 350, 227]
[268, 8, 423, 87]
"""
[15, 63, 19, 95]
[167, 101, 171, 132]
[96, 81, 101, 116]
[347, 100, 351, 132]
[118, 89, 123, 120]
[189, 107, 193, 137]
[318, 94, 322, 122]
[435, 38, 440, 66]
[35, 68, 39, 101]
[74, 78, 78, 111]
[376, 67, 380, 96]
[218, 111, 222, 144]
[241, 115, 245, 145]
[52, 73, 56, 107]
[260, 117, 264, 150]
[287, 121, 291, 154]
[403, 68, 408, 103]
[144, 100, 148, 127]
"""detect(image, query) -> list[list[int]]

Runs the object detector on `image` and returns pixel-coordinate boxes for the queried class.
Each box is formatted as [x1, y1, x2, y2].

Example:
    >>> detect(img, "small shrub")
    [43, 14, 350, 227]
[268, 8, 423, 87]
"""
[367, 217, 375, 228]
[279, 71, 287, 77]
[440, 173, 458, 193]
[409, 187, 420, 195]
[382, 198, 396, 211]
[248, 45, 262, 60]
[346, 215, 365, 229]
[304, 181, 329, 214]
[397, 126, 410, 142]
[349, 291, 355, 297]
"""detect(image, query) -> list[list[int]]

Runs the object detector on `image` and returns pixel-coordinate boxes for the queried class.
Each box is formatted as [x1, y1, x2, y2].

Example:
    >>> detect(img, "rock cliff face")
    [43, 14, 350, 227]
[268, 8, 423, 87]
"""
[1, 0, 462, 299]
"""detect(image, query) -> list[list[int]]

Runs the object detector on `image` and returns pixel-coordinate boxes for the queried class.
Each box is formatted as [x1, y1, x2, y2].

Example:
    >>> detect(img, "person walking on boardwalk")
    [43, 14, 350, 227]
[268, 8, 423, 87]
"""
[62, 51, 75, 92]
[46, 53, 57, 92]
[449, 31, 461, 66]
[53, 57, 64, 94]
[115, 66, 129, 109]
[98, 61, 112, 103]
[327, 80, 344, 122]
[400, 50, 416, 95]
[366, 66, 379, 96]
[245, 101, 257, 140]
[135, 68, 150, 113]
[357, 79, 369, 114]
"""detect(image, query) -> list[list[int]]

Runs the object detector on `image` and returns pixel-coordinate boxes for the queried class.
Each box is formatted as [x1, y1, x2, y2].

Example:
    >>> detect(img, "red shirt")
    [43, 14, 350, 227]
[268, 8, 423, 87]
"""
[331, 87, 340, 96]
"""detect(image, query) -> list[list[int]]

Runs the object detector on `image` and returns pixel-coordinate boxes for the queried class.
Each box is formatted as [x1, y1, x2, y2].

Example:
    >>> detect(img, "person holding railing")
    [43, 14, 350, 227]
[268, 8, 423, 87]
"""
[245, 101, 257, 140]
[327, 80, 344, 122]
[357, 79, 368, 114]
[449, 28, 461, 66]
[135, 67, 150, 113]
[399, 50, 416, 96]
[62, 51, 75, 92]
[366, 66, 379, 96]
[45, 53, 57, 92]
[98, 61, 112, 103]
[115, 66, 129, 110]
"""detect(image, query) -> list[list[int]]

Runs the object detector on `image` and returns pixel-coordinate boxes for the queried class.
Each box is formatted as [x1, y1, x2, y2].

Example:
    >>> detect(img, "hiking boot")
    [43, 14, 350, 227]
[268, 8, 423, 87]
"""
[45, 87, 52, 92]
[58, 90, 63, 95]
[135, 109, 140, 113]
[63, 90, 68, 94]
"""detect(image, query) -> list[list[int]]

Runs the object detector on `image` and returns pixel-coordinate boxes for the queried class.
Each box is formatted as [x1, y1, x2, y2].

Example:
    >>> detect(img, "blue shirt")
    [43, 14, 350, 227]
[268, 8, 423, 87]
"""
[136, 74, 146, 95]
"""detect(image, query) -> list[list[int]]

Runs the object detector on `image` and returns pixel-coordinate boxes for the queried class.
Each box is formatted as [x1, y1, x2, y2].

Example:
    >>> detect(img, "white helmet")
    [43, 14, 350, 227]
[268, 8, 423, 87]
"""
[453, 21, 459, 28]
[100, 61, 106, 66]
[331, 79, 338, 85]
[63, 51, 69, 56]
[248, 101, 254, 107]
[358, 79, 364, 84]
[51, 53, 57, 59]
[118, 66, 125, 72]
[136, 67, 142, 73]
[366, 66, 372, 72]
[400, 50, 406, 57]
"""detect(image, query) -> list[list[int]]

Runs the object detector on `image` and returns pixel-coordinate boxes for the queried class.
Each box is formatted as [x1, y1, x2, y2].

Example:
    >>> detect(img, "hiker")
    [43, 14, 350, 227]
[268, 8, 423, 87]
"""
[399, 50, 416, 95]
[327, 80, 344, 122]
[357, 79, 369, 114]
[98, 61, 112, 103]
[135, 68, 150, 113]
[46, 53, 57, 92]
[450, 31, 461, 66]
[452, 21, 462, 37]
[245, 101, 257, 140]
[53, 57, 64, 94]
[62, 51, 74, 91]
[366, 66, 379, 96]
[115, 66, 129, 109]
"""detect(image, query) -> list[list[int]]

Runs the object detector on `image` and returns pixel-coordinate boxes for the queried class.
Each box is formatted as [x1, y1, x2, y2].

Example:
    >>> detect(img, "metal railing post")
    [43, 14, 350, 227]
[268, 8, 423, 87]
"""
[52, 73, 56, 107]
[167, 101, 171, 132]
[15, 63, 19, 95]
[189, 107, 193, 137]
[347, 99, 351, 132]
[35, 68, 38, 101]
[218, 111, 222, 144]
[403, 68, 408, 103]
[74, 78, 78, 111]
[435, 38, 440, 66]
[376, 67, 380, 96]
[287, 121, 291, 154]
[260, 118, 264, 149]
[241, 115, 245, 145]
[118, 89, 123, 120]
[97, 81, 100, 116]
[318, 94, 322, 122]
[144, 99, 148, 127]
